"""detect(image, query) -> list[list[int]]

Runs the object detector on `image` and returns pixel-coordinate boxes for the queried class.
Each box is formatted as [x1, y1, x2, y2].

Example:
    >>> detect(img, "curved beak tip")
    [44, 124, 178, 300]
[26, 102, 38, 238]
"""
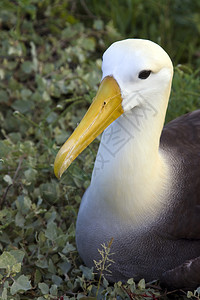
[53, 76, 123, 179]
[54, 156, 63, 179]
[54, 165, 60, 179]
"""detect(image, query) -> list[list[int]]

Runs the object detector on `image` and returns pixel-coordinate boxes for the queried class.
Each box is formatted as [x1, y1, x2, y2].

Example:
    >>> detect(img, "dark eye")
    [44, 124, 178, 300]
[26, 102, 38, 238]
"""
[138, 70, 151, 79]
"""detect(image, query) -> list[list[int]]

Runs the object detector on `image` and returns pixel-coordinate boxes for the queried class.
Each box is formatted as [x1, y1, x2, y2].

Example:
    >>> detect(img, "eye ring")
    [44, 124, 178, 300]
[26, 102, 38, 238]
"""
[138, 70, 151, 79]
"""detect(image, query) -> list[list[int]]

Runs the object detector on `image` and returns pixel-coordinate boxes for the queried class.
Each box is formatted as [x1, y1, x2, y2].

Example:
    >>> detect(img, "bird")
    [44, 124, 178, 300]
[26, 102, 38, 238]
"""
[54, 39, 200, 290]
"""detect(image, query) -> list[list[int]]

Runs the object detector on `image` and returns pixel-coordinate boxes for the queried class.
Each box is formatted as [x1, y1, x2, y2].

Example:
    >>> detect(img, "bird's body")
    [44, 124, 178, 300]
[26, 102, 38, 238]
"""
[76, 110, 200, 288]
[54, 39, 200, 289]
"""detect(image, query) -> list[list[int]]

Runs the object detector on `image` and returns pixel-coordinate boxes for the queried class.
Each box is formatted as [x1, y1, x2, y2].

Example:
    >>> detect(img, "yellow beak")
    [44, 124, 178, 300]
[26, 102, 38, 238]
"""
[54, 76, 124, 178]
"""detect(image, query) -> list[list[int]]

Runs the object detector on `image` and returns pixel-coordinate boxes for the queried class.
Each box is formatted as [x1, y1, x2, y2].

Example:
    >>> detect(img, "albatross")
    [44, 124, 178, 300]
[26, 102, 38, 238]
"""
[54, 39, 200, 290]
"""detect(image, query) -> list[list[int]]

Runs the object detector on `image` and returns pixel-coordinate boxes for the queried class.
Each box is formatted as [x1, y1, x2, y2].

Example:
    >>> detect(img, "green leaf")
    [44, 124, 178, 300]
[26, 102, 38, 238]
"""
[15, 211, 25, 227]
[38, 282, 49, 295]
[1, 287, 7, 300]
[10, 275, 32, 295]
[0, 252, 16, 268]
[35, 255, 48, 269]
[45, 222, 57, 241]
[127, 278, 136, 293]
[15, 195, 32, 214]
[8, 45, 23, 56]
[42, 90, 50, 101]
[57, 261, 71, 274]
[10, 250, 25, 263]
[62, 242, 76, 254]
[12, 262, 21, 273]
[0, 68, 5, 79]
[3, 175, 13, 185]
[21, 88, 32, 100]
[138, 278, 145, 290]
[49, 284, 57, 296]
[48, 259, 56, 273]
[34, 269, 42, 285]
[187, 291, 193, 298]
[93, 19, 103, 30]
[24, 168, 38, 182]
[127, 278, 134, 285]
[79, 265, 94, 280]
[81, 38, 95, 51]
[0, 90, 9, 103]
[11, 99, 34, 113]
[194, 286, 200, 295]
[21, 61, 34, 74]
[52, 275, 62, 286]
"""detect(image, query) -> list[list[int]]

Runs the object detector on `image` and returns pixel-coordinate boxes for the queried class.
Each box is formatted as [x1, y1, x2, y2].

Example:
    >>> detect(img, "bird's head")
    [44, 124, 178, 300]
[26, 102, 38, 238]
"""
[54, 39, 173, 178]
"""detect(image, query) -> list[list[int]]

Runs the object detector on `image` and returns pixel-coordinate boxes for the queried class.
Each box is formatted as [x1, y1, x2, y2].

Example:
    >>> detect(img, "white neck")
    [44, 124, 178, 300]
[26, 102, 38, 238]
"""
[88, 88, 172, 226]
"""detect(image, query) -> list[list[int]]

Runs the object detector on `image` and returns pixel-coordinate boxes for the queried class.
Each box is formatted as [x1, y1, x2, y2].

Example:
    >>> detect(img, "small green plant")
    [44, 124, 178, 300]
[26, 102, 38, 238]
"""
[93, 238, 115, 297]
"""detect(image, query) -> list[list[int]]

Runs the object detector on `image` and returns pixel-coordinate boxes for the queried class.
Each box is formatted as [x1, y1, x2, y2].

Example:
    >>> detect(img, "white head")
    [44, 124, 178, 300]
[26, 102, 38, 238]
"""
[54, 38, 174, 180]
[102, 39, 173, 112]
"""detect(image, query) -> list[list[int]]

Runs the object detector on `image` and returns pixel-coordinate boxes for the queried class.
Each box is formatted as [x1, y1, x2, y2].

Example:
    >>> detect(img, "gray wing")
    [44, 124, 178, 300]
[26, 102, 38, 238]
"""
[160, 109, 200, 239]
[160, 110, 200, 289]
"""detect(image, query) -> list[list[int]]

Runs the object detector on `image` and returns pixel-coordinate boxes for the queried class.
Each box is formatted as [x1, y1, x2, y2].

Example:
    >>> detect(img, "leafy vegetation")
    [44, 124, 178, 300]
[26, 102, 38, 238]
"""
[0, 0, 199, 299]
